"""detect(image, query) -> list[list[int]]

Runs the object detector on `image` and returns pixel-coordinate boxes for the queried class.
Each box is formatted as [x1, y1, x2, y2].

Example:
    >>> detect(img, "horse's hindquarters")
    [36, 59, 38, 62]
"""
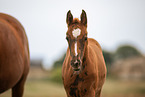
[0, 13, 29, 96]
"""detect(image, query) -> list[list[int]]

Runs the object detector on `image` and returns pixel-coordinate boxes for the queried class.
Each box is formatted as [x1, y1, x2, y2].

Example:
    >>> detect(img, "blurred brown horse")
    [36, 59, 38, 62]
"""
[62, 10, 107, 97]
[0, 13, 30, 97]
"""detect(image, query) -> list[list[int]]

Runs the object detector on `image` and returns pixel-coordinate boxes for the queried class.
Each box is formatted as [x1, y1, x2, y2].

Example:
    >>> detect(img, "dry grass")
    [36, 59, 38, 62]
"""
[1, 68, 145, 97]
[1, 79, 145, 97]
[102, 79, 145, 97]
[0, 80, 66, 97]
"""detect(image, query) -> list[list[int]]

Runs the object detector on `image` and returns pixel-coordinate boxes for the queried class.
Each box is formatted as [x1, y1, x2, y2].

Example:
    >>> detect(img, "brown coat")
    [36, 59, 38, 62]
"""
[62, 38, 107, 97]
[0, 13, 29, 97]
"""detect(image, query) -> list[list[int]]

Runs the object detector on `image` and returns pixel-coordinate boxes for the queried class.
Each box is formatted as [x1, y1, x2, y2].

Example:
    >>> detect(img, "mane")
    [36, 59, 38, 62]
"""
[72, 18, 80, 24]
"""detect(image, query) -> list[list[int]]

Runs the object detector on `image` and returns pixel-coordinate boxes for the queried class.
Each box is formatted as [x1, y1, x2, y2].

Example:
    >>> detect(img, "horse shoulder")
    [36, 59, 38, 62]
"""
[87, 38, 107, 89]
[88, 38, 102, 51]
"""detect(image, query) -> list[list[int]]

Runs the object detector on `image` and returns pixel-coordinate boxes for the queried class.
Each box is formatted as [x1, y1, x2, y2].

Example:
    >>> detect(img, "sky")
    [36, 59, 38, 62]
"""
[0, 0, 145, 68]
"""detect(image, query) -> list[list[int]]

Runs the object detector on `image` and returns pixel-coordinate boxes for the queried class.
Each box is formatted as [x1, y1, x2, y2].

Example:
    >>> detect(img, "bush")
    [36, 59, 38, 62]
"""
[50, 67, 63, 84]
[114, 45, 142, 60]
[103, 50, 114, 66]
[53, 54, 66, 68]
[102, 50, 114, 75]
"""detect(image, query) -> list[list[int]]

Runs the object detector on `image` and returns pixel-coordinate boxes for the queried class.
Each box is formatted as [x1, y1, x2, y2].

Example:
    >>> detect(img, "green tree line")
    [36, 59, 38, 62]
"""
[50, 45, 143, 83]
[53, 45, 142, 68]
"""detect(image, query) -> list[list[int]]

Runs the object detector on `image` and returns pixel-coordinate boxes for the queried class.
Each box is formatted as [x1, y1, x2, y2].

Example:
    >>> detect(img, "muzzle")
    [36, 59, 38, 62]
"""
[71, 59, 81, 71]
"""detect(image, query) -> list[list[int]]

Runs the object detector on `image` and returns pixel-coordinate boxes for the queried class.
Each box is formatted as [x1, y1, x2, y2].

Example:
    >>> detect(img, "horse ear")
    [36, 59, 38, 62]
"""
[81, 10, 87, 27]
[66, 10, 73, 26]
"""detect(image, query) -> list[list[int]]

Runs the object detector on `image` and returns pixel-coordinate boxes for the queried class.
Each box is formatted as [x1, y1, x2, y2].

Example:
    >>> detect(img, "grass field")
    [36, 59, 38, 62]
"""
[0, 79, 66, 97]
[102, 79, 145, 97]
[1, 78, 145, 97]
[1, 67, 145, 97]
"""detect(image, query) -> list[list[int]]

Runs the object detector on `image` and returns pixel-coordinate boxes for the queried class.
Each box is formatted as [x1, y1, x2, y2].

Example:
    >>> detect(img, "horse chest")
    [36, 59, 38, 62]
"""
[64, 71, 96, 97]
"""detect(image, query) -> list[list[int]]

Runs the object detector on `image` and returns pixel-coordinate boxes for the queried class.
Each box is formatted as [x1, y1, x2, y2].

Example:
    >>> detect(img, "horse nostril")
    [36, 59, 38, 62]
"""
[74, 62, 79, 67]
[71, 59, 81, 68]
[73, 60, 81, 67]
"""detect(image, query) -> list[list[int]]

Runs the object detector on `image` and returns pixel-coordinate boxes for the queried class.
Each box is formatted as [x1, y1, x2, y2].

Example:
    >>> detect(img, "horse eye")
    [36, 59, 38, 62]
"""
[85, 37, 87, 41]
[66, 37, 69, 41]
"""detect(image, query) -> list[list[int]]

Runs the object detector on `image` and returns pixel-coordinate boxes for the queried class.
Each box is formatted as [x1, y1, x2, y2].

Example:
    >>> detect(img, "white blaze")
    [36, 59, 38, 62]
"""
[72, 28, 81, 56]
[74, 42, 77, 56]
[72, 28, 81, 38]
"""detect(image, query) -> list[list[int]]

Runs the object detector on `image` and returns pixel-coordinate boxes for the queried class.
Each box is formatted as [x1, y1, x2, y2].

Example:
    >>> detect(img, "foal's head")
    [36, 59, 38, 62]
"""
[66, 10, 88, 72]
